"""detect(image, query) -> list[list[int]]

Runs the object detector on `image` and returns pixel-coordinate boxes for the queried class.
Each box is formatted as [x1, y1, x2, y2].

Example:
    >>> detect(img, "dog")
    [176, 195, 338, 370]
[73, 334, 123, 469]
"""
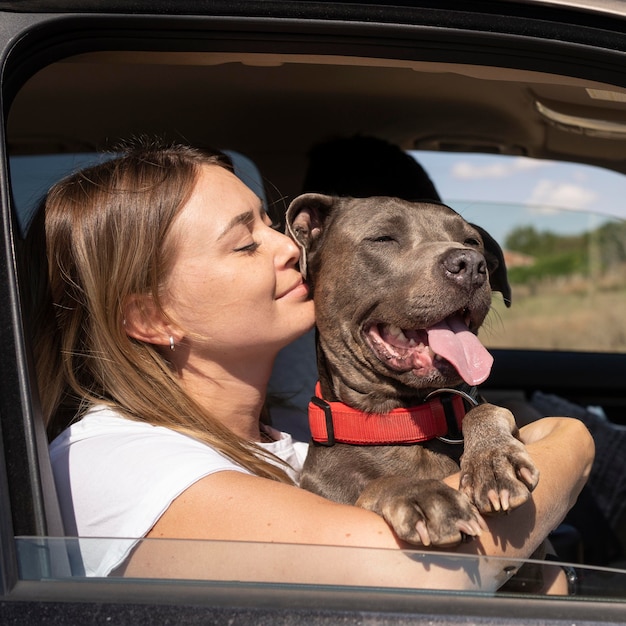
[285, 193, 540, 549]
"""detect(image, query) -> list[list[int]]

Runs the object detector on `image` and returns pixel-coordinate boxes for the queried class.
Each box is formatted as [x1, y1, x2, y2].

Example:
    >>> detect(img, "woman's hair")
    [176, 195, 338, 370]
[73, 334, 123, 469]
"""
[33, 140, 291, 483]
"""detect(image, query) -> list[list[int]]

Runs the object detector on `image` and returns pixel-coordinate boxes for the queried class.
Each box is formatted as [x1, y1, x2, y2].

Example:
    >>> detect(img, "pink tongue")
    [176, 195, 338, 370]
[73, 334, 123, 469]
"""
[427, 316, 493, 385]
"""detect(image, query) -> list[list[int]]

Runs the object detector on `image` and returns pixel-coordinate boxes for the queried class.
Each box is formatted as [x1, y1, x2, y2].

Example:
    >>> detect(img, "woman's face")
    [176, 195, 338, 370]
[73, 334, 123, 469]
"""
[163, 164, 315, 362]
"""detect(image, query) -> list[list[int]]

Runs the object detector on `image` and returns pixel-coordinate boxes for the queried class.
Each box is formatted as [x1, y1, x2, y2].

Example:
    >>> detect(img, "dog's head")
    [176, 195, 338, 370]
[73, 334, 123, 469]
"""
[286, 194, 511, 405]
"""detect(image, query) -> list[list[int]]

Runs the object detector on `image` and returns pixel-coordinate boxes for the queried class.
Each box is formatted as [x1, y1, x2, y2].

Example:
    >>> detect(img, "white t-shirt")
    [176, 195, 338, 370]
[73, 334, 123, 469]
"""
[49, 405, 308, 577]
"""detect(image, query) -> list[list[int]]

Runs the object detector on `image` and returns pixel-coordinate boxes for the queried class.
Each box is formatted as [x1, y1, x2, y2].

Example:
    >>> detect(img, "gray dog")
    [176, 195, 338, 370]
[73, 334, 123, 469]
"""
[285, 193, 540, 548]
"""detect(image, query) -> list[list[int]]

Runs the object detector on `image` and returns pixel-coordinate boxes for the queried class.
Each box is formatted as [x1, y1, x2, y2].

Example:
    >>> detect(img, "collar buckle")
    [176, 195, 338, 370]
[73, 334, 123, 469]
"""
[309, 395, 336, 446]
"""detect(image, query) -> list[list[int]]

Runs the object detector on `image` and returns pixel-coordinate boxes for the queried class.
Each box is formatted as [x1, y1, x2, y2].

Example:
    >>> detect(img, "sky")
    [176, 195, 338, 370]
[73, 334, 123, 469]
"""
[410, 151, 626, 245]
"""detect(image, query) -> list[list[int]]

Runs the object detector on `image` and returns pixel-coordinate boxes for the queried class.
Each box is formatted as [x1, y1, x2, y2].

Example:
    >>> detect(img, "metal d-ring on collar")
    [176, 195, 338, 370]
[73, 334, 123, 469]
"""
[424, 387, 479, 445]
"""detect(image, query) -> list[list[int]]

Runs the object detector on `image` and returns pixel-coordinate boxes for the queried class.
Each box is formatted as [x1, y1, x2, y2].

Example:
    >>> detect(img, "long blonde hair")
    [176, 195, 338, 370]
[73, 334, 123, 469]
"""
[34, 141, 291, 483]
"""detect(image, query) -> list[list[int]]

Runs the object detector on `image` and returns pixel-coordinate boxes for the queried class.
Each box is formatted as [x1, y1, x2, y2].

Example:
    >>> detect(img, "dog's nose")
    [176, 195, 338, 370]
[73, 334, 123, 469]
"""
[442, 249, 487, 290]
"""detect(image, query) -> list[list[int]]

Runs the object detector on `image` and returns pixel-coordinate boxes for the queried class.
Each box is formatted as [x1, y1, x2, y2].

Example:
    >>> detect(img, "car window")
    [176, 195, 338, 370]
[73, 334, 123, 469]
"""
[14, 536, 626, 601]
[4, 28, 626, 617]
[9, 149, 626, 598]
[411, 151, 626, 354]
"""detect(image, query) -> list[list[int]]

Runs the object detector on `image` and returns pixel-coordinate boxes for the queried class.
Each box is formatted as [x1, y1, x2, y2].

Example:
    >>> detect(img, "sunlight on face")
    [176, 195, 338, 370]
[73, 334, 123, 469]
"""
[162, 164, 315, 362]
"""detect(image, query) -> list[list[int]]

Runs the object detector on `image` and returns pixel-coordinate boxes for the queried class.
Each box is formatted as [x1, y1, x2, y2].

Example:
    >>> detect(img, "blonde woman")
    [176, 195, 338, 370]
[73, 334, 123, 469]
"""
[35, 141, 593, 589]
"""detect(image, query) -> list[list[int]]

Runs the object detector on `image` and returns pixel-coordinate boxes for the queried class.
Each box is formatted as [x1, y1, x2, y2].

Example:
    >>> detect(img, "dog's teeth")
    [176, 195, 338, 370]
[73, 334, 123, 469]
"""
[408, 338, 417, 347]
[388, 324, 403, 338]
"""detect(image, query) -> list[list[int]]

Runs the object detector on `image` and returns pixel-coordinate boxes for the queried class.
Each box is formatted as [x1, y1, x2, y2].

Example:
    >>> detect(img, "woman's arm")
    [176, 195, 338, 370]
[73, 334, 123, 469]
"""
[448, 417, 593, 561]
[122, 416, 593, 591]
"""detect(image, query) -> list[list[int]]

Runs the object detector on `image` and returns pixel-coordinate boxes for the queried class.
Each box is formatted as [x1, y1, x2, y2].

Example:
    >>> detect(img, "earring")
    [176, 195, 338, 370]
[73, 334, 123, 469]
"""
[169, 336, 175, 351]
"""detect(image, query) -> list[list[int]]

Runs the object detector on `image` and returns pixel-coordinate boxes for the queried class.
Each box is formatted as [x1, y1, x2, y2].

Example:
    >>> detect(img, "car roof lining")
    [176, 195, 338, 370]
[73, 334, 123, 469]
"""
[9, 49, 626, 202]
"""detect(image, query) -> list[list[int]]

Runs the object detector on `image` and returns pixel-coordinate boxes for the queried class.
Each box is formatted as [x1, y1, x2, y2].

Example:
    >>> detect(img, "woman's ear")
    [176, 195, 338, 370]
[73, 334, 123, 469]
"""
[123, 294, 181, 347]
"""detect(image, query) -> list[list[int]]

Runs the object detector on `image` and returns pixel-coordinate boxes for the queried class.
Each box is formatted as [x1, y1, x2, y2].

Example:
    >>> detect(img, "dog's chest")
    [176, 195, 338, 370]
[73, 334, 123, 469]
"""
[361, 440, 463, 480]
[301, 439, 463, 505]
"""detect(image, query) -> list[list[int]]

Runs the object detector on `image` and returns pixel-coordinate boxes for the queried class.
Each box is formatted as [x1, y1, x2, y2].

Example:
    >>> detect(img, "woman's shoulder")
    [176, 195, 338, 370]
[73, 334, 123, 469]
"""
[50, 404, 151, 440]
[48, 404, 232, 464]
[48, 404, 253, 576]
[48, 404, 310, 486]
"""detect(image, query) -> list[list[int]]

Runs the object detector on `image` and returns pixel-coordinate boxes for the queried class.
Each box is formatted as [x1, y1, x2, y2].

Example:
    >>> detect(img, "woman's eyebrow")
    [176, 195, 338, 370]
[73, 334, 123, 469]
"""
[217, 210, 256, 240]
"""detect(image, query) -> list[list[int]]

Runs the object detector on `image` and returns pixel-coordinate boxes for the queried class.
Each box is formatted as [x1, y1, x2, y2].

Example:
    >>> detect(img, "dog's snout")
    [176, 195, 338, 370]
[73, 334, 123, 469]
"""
[442, 249, 487, 290]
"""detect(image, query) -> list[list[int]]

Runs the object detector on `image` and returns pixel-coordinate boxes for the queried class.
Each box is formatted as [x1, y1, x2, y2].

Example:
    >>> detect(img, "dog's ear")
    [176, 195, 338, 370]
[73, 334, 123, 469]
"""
[285, 193, 335, 279]
[471, 223, 512, 308]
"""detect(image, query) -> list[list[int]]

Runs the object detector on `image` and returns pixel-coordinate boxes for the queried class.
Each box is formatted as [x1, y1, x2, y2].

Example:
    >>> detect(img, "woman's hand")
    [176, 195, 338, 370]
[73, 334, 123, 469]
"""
[445, 416, 594, 560]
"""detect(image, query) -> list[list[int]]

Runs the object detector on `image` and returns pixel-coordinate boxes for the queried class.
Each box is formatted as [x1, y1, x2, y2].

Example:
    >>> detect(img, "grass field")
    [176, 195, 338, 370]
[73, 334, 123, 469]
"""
[482, 272, 626, 353]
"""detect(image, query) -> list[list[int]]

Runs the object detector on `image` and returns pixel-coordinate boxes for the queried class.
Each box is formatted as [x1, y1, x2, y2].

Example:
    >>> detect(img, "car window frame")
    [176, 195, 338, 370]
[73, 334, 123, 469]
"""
[2, 4, 626, 622]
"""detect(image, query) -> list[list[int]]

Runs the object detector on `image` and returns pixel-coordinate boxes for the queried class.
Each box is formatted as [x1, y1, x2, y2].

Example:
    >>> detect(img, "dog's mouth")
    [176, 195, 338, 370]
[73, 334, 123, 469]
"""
[364, 311, 493, 386]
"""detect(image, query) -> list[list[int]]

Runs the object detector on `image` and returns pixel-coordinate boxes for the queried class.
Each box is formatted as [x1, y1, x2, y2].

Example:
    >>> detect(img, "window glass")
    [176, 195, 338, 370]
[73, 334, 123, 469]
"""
[411, 151, 626, 353]
[13, 536, 626, 600]
[12, 150, 626, 601]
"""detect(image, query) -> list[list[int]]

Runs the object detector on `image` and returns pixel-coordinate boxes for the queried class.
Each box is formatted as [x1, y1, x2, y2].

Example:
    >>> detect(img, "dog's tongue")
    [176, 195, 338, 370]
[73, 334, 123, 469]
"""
[427, 316, 493, 385]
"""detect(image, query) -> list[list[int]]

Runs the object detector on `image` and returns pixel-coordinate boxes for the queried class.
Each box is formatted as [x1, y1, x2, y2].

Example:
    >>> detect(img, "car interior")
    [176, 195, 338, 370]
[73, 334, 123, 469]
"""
[3, 3, 626, 611]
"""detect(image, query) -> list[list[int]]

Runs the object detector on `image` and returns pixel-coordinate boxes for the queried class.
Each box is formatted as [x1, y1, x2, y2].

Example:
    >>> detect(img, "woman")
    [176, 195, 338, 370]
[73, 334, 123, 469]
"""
[36, 141, 593, 589]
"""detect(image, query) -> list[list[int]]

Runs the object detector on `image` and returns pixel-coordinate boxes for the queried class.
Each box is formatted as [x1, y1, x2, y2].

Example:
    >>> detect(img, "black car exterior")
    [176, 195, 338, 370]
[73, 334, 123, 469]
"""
[1, 1, 626, 623]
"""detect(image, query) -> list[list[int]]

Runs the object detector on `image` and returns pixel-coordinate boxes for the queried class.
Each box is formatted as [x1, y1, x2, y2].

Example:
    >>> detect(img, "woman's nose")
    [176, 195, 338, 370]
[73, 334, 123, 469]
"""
[274, 229, 302, 267]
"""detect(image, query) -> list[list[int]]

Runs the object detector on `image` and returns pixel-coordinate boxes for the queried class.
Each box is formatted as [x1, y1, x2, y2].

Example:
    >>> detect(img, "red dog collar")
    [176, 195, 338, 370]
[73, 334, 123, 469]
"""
[308, 383, 473, 446]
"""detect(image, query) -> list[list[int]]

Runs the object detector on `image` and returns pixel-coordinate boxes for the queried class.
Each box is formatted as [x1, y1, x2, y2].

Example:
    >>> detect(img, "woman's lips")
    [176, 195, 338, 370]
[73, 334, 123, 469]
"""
[277, 280, 309, 300]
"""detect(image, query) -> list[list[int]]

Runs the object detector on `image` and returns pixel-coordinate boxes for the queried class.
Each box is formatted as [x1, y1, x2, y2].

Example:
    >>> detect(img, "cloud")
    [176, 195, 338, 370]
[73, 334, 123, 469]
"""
[526, 179, 597, 212]
[451, 157, 547, 180]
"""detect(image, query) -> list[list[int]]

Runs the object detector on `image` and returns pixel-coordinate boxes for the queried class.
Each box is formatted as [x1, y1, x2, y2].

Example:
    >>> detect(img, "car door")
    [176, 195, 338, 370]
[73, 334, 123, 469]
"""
[1, 2, 626, 623]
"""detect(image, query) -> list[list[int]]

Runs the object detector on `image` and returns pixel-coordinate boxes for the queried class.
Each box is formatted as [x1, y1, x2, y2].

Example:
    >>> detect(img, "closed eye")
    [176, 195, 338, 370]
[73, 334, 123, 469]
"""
[234, 241, 261, 253]
[464, 237, 481, 247]
[367, 235, 397, 243]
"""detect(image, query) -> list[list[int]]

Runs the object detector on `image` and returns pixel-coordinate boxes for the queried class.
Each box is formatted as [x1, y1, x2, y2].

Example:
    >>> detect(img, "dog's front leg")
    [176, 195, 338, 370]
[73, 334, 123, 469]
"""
[356, 476, 485, 547]
[459, 403, 540, 514]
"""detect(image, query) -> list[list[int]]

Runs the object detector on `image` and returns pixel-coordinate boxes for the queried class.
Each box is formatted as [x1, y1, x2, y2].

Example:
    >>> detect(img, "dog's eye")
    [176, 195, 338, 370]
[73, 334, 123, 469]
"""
[368, 236, 396, 243]
[464, 237, 481, 247]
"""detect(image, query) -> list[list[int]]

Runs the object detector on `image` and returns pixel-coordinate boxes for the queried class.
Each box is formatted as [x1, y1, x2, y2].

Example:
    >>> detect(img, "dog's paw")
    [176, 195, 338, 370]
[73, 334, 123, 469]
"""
[459, 437, 540, 514]
[356, 477, 486, 547]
